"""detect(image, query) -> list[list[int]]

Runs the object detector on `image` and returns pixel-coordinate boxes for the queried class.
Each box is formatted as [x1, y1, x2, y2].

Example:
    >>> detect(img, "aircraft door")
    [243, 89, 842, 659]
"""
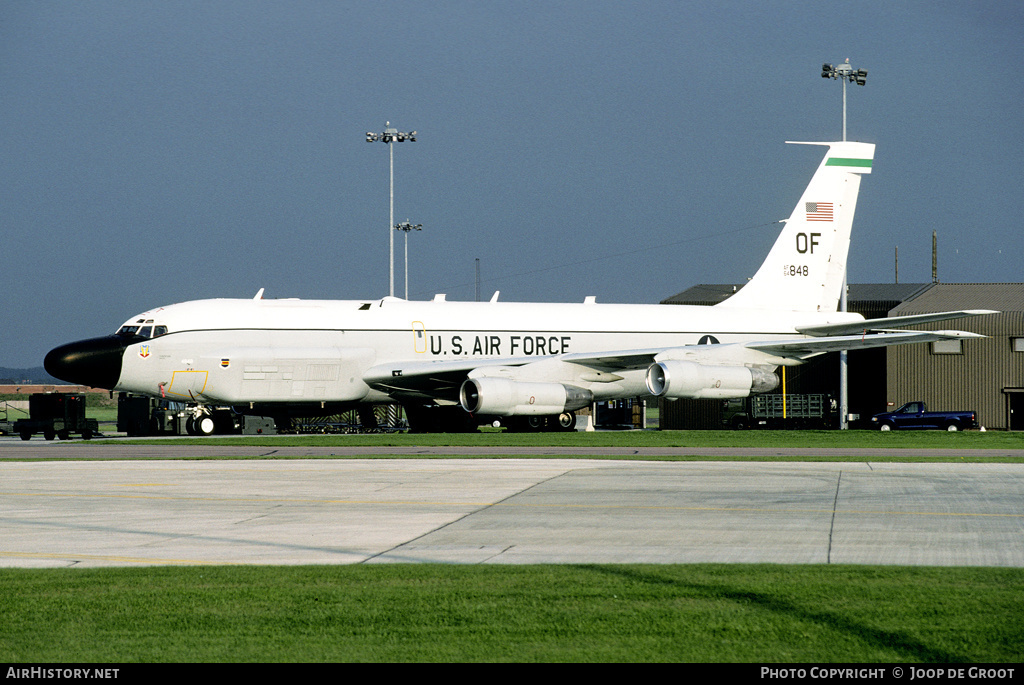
[412, 322, 427, 353]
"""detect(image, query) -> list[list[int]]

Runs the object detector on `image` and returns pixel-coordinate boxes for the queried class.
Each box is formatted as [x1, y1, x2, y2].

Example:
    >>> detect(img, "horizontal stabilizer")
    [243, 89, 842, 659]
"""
[796, 310, 997, 337]
[747, 329, 986, 360]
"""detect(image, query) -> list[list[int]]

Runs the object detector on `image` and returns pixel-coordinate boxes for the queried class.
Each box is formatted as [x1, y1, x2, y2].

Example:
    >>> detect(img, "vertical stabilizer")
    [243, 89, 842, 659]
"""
[717, 141, 875, 313]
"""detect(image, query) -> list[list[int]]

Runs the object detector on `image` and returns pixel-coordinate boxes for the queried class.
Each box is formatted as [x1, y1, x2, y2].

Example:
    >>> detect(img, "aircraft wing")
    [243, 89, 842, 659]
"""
[364, 327, 986, 404]
[559, 329, 987, 365]
[362, 356, 541, 402]
[563, 328, 987, 365]
[362, 349, 669, 403]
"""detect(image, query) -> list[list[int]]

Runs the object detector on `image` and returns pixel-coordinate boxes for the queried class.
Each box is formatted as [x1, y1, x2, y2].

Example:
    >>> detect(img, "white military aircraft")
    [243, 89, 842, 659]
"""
[45, 140, 993, 433]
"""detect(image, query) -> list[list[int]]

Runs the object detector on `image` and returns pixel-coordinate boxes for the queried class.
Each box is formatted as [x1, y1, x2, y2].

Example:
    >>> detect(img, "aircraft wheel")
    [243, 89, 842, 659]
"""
[555, 412, 576, 431]
[525, 416, 546, 432]
[196, 415, 216, 436]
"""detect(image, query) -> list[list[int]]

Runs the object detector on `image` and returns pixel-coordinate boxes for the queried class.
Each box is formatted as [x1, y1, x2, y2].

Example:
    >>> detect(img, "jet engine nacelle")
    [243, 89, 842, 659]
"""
[460, 377, 594, 416]
[645, 360, 778, 399]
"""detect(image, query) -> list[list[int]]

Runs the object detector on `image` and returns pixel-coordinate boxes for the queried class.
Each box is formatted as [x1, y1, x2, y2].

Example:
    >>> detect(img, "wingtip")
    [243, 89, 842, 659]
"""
[934, 330, 987, 339]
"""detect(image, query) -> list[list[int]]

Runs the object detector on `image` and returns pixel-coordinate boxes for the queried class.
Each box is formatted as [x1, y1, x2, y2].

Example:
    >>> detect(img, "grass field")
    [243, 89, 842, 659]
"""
[1, 564, 1021, 663]
[4, 422, 1023, 662]
[87, 428, 1024, 461]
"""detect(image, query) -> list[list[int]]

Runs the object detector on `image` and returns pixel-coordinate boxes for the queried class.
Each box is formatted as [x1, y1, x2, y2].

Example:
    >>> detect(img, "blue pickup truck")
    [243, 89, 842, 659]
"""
[870, 402, 978, 432]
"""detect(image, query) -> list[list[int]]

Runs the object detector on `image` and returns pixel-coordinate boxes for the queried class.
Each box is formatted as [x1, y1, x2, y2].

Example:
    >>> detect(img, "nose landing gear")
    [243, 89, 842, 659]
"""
[185, 411, 219, 436]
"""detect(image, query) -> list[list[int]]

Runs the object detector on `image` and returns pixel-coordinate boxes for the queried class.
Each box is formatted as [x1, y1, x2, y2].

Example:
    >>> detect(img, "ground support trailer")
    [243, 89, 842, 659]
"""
[14, 393, 98, 441]
[723, 394, 836, 430]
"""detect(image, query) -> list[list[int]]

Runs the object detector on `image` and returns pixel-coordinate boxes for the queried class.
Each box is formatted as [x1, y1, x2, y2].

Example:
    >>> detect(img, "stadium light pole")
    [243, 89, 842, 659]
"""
[366, 123, 417, 297]
[394, 221, 422, 300]
[821, 59, 867, 430]
[821, 59, 867, 142]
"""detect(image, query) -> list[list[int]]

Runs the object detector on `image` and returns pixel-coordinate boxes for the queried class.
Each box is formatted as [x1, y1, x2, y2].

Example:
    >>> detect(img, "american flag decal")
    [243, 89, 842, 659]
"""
[806, 202, 833, 222]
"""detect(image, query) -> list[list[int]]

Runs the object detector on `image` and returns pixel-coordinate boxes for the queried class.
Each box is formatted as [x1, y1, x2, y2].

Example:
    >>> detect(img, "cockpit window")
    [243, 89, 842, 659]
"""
[116, 324, 169, 338]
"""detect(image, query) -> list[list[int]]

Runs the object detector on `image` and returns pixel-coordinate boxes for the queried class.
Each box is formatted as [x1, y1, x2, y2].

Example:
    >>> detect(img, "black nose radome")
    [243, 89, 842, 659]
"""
[44, 336, 128, 390]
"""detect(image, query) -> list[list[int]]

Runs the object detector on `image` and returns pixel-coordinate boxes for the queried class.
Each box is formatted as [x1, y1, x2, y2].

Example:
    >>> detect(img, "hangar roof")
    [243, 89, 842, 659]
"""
[662, 283, 931, 314]
[893, 283, 1024, 314]
[665, 282, 1023, 314]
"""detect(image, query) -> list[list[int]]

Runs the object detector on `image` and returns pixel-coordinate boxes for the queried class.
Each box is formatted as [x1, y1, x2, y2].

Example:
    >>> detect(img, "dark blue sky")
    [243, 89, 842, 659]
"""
[3, 1, 1022, 368]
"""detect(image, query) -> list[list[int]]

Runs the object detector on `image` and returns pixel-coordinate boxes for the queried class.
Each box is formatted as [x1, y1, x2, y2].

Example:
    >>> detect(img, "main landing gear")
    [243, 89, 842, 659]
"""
[403, 405, 579, 433]
[499, 411, 578, 433]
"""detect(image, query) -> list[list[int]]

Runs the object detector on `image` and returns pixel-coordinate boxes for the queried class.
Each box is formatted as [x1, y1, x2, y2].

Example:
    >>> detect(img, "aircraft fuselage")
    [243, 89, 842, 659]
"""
[50, 296, 860, 409]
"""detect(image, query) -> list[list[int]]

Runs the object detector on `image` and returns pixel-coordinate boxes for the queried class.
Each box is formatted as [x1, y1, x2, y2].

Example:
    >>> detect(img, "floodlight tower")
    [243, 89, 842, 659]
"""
[821, 59, 867, 142]
[394, 221, 422, 300]
[821, 59, 867, 430]
[366, 123, 417, 296]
